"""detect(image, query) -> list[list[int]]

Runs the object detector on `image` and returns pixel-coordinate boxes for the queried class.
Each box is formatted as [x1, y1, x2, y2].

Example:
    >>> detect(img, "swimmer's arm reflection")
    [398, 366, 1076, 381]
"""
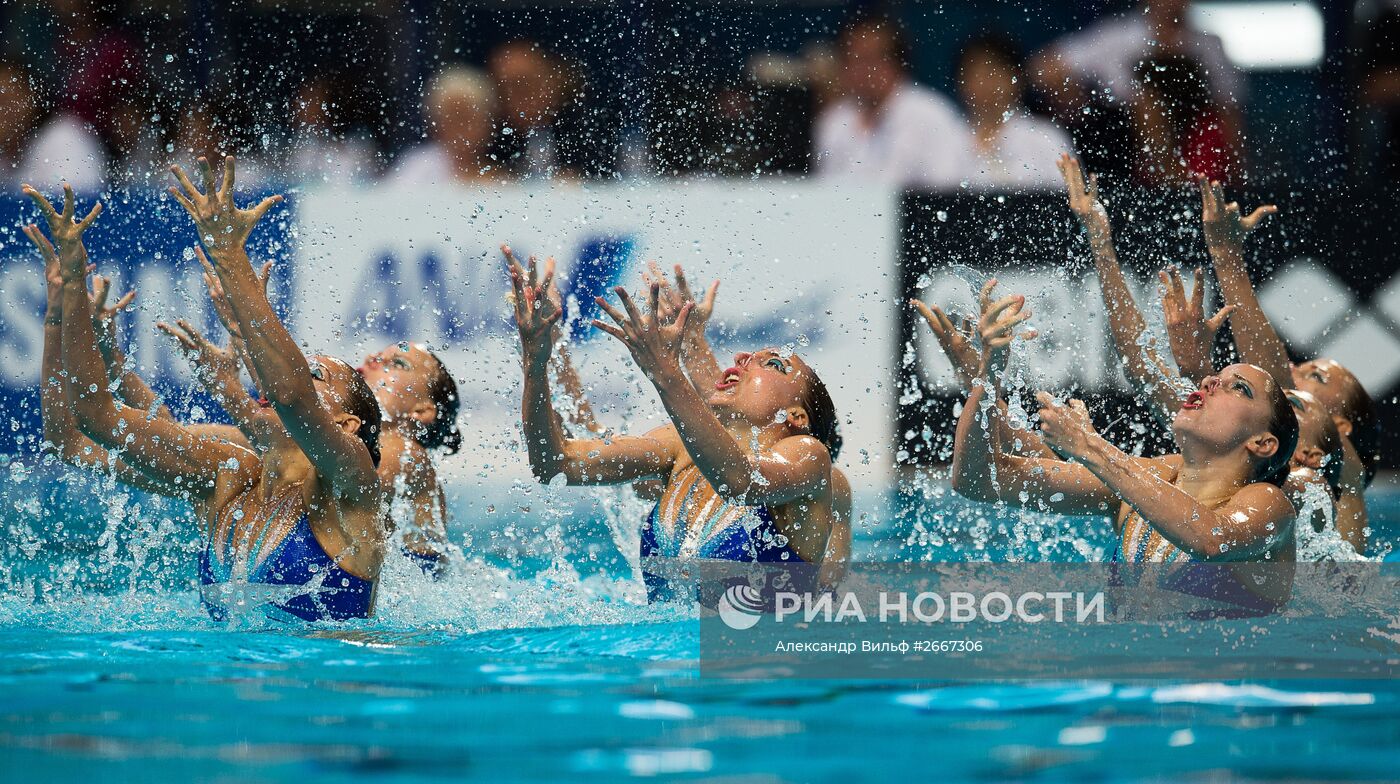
[1037, 393, 1294, 561]
[509, 247, 675, 484]
[28, 183, 241, 495]
[594, 286, 830, 506]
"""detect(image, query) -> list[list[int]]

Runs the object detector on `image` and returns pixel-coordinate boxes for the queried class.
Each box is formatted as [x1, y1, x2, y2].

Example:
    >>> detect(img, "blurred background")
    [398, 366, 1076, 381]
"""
[0, 0, 1393, 191]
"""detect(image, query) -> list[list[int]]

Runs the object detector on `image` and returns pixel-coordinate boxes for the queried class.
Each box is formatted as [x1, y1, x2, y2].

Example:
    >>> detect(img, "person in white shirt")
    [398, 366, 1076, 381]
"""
[957, 34, 1073, 189]
[1029, 0, 1243, 142]
[391, 66, 505, 186]
[285, 76, 377, 187]
[0, 60, 106, 191]
[812, 13, 973, 189]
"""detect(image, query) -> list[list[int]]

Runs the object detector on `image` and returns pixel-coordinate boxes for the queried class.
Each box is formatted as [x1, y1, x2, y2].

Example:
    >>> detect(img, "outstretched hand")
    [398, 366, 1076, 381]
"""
[1199, 176, 1276, 252]
[504, 245, 561, 362]
[1056, 153, 1111, 248]
[196, 246, 272, 338]
[910, 298, 981, 390]
[593, 282, 693, 384]
[21, 183, 102, 278]
[641, 260, 719, 334]
[1160, 266, 1234, 384]
[88, 271, 137, 353]
[168, 156, 282, 255]
[1035, 392, 1100, 462]
[977, 278, 1037, 383]
[158, 318, 239, 386]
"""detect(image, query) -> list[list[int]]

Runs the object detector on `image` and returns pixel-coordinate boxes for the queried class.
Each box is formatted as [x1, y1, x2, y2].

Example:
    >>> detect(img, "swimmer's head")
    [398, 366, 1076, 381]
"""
[1173, 363, 1298, 487]
[309, 355, 383, 468]
[1291, 358, 1379, 486]
[359, 343, 462, 454]
[1287, 389, 1343, 499]
[709, 348, 842, 460]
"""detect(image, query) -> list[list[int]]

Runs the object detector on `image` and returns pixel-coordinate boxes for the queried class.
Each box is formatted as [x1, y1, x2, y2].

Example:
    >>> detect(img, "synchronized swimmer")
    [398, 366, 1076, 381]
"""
[23, 147, 1383, 623]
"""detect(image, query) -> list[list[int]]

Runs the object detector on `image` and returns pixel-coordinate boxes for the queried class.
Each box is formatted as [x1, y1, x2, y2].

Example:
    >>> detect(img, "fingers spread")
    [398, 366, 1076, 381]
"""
[595, 295, 629, 328]
[170, 164, 200, 199]
[978, 278, 999, 311]
[591, 319, 626, 341]
[221, 156, 236, 201]
[78, 201, 103, 229]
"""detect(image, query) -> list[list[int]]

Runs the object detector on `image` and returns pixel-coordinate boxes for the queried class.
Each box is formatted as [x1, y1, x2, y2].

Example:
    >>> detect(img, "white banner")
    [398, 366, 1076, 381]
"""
[292, 182, 899, 505]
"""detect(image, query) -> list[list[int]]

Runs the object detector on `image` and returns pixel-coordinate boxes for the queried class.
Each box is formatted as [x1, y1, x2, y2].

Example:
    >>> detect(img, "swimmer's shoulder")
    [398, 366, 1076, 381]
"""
[1147, 453, 1183, 482]
[831, 468, 852, 522]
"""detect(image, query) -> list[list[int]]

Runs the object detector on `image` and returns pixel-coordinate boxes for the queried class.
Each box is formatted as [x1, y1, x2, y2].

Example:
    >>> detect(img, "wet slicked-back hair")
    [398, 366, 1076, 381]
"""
[800, 365, 843, 462]
[1258, 377, 1300, 488]
[323, 356, 383, 468]
[1335, 369, 1379, 487]
[422, 348, 463, 454]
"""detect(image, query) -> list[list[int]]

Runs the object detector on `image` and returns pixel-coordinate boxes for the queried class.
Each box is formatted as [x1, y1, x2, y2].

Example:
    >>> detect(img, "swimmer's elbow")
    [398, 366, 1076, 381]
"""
[71, 390, 119, 442]
[262, 378, 317, 412]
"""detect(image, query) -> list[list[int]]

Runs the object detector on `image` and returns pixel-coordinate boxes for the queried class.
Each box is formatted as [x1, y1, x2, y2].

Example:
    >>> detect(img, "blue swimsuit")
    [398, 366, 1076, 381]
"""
[402, 547, 448, 580]
[1111, 509, 1281, 618]
[640, 465, 804, 602]
[200, 486, 375, 622]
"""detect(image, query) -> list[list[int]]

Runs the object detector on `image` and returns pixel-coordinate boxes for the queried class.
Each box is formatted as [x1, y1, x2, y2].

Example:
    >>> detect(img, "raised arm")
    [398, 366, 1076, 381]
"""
[1037, 393, 1294, 560]
[1160, 265, 1236, 385]
[84, 271, 160, 412]
[27, 224, 185, 496]
[1198, 177, 1288, 387]
[644, 261, 723, 394]
[593, 284, 829, 507]
[948, 290, 1118, 516]
[157, 318, 273, 450]
[26, 183, 239, 498]
[197, 245, 271, 398]
[910, 285, 1056, 460]
[507, 246, 677, 485]
[1058, 154, 1184, 427]
[169, 156, 378, 500]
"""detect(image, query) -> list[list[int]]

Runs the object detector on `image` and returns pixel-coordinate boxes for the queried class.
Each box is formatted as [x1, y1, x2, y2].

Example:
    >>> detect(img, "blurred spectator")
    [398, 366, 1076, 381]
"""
[956, 34, 1072, 189]
[285, 76, 377, 186]
[488, 40, 612, 179]
[168, 101, 272, 188]
[49, 1, 142, 135]
[0, 60, 106, 190]
[1356, 1, 1400, 181]
[1029, 0, 1243, 178]
[812, 13, 972, 188]
[1030, 0, 1244, 111]
[1131, 56, 1236, 185]
[391, 67, 503, 186]
[104, 86, 163, 188]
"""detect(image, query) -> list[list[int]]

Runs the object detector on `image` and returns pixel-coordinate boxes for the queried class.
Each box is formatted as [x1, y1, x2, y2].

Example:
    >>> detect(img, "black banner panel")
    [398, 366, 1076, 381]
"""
[897, 186, 1398, 469]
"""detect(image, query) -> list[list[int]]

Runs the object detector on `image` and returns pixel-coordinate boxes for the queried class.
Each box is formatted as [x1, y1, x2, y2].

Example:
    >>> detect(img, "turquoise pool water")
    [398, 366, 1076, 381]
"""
[2, 464, 1398, 782]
